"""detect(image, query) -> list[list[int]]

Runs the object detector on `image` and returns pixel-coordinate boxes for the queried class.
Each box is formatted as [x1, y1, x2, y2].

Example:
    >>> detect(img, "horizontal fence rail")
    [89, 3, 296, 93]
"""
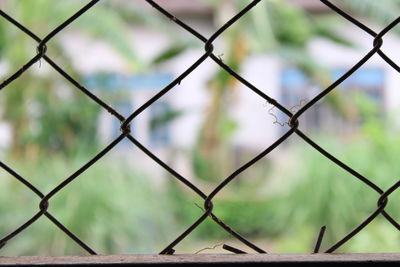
[2, 254, 400, 266]
[0, 0, 399, 261]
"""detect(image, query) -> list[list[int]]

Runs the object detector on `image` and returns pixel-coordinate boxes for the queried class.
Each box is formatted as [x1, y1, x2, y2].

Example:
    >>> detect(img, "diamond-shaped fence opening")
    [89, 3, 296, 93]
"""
[0, 0, 400, 262]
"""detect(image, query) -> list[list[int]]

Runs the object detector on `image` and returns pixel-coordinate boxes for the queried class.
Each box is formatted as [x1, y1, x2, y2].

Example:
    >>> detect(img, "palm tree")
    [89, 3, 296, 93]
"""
[192, 0, 354, 182]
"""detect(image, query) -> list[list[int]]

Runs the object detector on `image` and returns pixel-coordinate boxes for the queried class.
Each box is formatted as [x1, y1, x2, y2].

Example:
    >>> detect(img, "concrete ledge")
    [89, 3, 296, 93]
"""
[1, 253, 400, 266]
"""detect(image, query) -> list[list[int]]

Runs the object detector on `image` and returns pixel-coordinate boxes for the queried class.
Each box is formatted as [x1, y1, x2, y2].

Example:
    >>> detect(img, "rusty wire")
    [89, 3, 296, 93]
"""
[0, 0, 399, 256]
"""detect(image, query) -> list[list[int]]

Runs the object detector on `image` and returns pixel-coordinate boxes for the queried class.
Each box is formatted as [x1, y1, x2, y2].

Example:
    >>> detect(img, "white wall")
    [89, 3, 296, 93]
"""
[231, 55, 282, 150]
[29, 17, 400, 153]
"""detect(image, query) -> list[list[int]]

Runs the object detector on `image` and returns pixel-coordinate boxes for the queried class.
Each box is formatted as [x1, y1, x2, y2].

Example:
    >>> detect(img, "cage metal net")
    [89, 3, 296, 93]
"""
[0, 0, 399, 256]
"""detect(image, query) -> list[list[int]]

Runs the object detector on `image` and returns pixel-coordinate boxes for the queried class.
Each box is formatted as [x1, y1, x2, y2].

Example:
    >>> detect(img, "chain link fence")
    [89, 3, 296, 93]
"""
[0, 0, 399, 256]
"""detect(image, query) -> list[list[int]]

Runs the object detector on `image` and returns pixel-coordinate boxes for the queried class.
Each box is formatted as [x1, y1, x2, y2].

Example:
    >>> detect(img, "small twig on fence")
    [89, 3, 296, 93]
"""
[266, 99, 307, 127]
[195, 242, 225, 254]
[290, 99, 306, 113]
[268, 105, 286, 127]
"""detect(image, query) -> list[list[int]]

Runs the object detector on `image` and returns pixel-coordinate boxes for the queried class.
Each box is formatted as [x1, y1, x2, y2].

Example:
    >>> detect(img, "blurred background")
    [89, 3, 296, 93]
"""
[1, 0, 400, 255]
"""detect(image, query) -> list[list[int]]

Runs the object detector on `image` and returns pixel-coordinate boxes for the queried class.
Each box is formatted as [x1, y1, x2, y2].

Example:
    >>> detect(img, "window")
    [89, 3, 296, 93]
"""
[85, 72, 174, 147]
[280, 67, 385, 133]
[85, 72, 174, 92]
[149, 101, 172, 146]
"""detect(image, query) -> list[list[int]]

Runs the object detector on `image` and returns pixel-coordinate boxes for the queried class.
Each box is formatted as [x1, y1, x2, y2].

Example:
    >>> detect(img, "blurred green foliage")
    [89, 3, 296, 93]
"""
[177, 94, 400, 253]
[0, 154, 180, 255]
[268, 2, 313, 47]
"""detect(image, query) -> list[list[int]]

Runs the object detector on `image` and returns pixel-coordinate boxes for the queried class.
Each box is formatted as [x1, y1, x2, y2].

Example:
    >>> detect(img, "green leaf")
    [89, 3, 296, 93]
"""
[150, 109, 184, 131]
[152, 43, 194, 65]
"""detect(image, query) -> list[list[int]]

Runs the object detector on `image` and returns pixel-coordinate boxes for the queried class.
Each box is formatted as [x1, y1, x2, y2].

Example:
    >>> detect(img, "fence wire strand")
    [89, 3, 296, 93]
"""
[0, 0, 399, 256]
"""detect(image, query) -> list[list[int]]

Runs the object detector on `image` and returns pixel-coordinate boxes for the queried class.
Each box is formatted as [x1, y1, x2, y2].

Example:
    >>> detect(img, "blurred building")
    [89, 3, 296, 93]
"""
[3, 1, 399, 171]
[70, 1, 397, 147]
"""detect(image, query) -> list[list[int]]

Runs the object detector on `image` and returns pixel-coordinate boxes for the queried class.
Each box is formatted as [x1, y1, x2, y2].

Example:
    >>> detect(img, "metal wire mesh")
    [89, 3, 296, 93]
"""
[0, 0, 399, 256]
